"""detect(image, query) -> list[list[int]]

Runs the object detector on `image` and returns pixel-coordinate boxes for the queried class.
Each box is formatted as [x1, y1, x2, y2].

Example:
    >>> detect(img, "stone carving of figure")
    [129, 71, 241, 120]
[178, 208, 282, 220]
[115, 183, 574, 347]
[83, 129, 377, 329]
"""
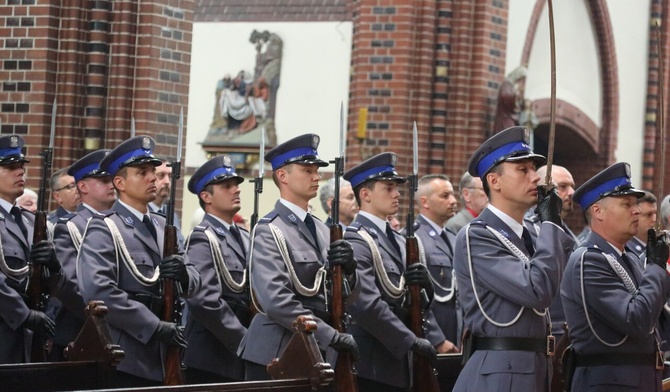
[493, 65, 527, 133]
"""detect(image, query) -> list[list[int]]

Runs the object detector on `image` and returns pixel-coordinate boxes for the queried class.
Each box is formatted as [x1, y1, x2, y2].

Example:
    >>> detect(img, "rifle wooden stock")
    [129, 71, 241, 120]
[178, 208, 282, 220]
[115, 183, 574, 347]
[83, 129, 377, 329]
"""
[27, 210, 48, 362]
[406, 236, 440, 392]
[329, 224, 358, 392]
[161, 224, 184, 385]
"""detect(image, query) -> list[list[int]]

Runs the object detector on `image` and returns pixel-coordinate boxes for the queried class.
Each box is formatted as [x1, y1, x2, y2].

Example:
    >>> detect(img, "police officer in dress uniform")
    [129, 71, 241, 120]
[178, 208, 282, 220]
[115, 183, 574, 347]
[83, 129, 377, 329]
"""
[625, 190, 657, 259]
[77, 136, 200, 387]
[343, 153, 449, 392]
[452, 126, 574, 391]
[183, 155, 248, 383]
[0, 135, 58, 363]
[561, 163, 670, 391]
[406, 174, 461, 348]
[238, 133, 359, 381]
[49, 149, 115, 360]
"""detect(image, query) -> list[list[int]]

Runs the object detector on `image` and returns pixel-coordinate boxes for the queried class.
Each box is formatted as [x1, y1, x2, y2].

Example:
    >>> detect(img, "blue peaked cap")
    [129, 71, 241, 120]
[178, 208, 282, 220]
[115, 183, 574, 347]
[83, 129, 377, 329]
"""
[100, 136, 162, 176]
[467, 126, 546, 178]
[344, 152, 406, 189]
[573, 162, 645, 209]
[67, 149, 111, 182]
[188, 155, 244, 194]
[0, 135, 29, 166]
[264, 133, 328, 171]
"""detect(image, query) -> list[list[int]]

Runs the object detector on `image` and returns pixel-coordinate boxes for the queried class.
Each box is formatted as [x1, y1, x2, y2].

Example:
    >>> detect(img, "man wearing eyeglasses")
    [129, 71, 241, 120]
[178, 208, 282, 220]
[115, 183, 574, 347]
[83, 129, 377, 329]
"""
[47, 168, 80, 225]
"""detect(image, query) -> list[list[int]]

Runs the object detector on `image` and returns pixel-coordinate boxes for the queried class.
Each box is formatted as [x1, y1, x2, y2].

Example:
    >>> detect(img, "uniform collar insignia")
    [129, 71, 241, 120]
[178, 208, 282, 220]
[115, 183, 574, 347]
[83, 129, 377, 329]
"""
[288, 214, 297, 222]
[124, 216, 134, 225]
[0, 212, 4, 220]
[429, 230, 436, 237]
[214, 226, 225, 235]
[498, 229, 509, 238]
[369, 228, 377, 235]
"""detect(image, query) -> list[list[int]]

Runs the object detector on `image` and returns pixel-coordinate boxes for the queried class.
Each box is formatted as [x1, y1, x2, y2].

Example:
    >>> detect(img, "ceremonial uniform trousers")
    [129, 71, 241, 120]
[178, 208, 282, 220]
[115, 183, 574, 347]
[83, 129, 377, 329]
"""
[239, 201, 358, 369]
[184, 214, 249, 381]
[412, 215, 461, 345]
[0, 208, 37, 363]
[453, 208, 573, 392]
[78, 201, 200, 382]
[344, 215, 446, 390]
[561, 232, 670, 392]
[51, 205, 97, 357]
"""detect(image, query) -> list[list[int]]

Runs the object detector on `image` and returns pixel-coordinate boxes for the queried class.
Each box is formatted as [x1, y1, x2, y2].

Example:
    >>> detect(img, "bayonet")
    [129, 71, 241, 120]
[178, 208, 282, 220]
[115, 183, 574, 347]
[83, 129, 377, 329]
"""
[544, 0, 557, 188]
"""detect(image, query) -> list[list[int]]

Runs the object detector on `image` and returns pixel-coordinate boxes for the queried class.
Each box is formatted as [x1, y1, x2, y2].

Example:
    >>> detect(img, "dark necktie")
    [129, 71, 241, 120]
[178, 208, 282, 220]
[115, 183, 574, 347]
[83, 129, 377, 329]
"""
[304, 214, 319, 249]
[522, 227, 535, 257]
[229, 225, 245, 255]
[10, 206, 28, 240]
[143, 215, 158, 243]
[386, 223, 402, 256]
[440, 230, 453, 253]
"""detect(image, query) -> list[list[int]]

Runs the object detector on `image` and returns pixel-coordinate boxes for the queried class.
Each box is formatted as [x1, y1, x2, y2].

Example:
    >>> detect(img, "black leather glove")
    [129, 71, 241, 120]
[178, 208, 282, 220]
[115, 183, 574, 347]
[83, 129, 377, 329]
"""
[404, 263, 434, 300]
[23, 310, 55, 338]
[30, 240, 61, 273]
[411, 338, 437, 364]
[535, 185, 562, 225]
[152, 321, 187, 349]
[328, 239, 357, 276]
[160, 254, 189, 289]
[330, 332, 360, 362]
[647, 229, 669, 270]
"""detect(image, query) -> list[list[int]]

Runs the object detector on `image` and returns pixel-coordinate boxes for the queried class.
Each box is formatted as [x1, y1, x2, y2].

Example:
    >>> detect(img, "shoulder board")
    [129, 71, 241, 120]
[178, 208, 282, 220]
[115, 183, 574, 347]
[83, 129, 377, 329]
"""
[469, 219, 486, 227]
[192, 224, 207, 232]
[346, 225, 360, 233]
[91, 210, 115, 219]
[259, 211, 279, 224]
[58, 212, 77, 222]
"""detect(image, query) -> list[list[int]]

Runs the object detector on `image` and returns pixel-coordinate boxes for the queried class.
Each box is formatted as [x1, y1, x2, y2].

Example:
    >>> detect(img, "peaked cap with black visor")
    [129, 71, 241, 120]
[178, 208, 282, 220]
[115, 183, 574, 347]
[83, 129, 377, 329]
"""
[343, 152, 406, 188]
[188, 154, 244, 195]
[0, 135, 29, 166]
[99, 136, 162, 177]
[573, 162, 645, 210]
[264, 133, 329, 171]
[67, 149, 111, 182]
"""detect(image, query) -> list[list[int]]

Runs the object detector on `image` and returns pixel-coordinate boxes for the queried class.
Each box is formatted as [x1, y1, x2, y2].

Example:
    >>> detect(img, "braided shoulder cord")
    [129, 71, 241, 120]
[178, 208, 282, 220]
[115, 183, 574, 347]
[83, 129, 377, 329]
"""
[358, 230, 405, 299]
[204, 229, 246, 293]
[0, 230, 28, 278]
[416, 236, 455, 302]
[66, 221, 83, 252]
[103, 217, 160, 286]
[579, 249, 628, 347]
[268, 223, 326, 297]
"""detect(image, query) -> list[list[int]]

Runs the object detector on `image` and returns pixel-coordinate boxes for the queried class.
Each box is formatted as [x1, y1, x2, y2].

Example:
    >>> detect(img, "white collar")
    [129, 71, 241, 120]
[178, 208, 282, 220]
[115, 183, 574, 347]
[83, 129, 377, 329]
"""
[486, 204, 524, 239]
[118, 199, 149, 222]
[82, 202, 99, 214]
[0, 198, 14, 215]
[279, 198, 308, 221]
[358, 211, 389, 234]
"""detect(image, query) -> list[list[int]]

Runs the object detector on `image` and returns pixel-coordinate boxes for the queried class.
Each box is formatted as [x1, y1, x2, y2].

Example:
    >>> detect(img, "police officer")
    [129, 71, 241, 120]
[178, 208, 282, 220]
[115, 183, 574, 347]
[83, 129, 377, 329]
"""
[0, 135, 57, 363]
[238, 133, 359, 380]
[183, 155, 248, 383]
[452, 126, 573, 391]
[561, 163, 670, 391]
[410, 173, 460, 349]
[77, 136, 200, 387]
[343, 152, 447, 391]
[625, 190, 657, 259]
[49, 149, 115, 360]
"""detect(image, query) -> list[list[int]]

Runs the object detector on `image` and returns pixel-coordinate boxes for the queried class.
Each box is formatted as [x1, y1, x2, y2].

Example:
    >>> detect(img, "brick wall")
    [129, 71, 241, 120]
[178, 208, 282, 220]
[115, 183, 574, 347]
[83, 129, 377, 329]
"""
[194, 0, 352, 22]
[0, 0, 193, 210]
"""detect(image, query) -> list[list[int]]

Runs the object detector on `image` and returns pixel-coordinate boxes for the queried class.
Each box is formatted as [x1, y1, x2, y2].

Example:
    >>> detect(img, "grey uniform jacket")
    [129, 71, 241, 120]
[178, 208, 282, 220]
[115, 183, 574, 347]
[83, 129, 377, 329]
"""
[47, 206, 69, 225]
[239, 201, 357, 368]
[625, 236, 646, 259]
[77, 201, 200, 382]
[0, 208, 35, 363]
[445, 208, 475, 235]
[411, 215, 461, 344]
[452, 208, 573, 392]
[344, 215, 445, 389]
[561, 231, 670, 392]
[51, 205, 96, 348]
[184, 214, 249, 380]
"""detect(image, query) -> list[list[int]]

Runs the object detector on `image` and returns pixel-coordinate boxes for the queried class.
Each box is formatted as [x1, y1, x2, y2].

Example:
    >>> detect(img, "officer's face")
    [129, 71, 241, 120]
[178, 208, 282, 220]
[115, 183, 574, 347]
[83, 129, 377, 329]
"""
[365, 180, 400, 218]
[464, 177, 488, 214]
[552, 167, 575, 216]
[81, 176, 116, 208]
[425, 179, 458, 222]
[53, 174, 80, 211]
[115, 163, 157, 205]
[155, 162, 172, 200]
[206, 179, 242, 217]
[592, 195, 640, 241]
[338, 184, 358, 224]
[636, 201, 657, 237]
[281, 163, 322, 202]
[491, 160, 540, 208]
[0, 162, 25, 203]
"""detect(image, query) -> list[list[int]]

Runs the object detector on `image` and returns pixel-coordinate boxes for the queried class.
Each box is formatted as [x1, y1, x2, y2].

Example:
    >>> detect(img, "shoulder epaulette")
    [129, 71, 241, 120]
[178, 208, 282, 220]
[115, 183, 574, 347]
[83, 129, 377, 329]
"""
[192, 224, 207, 232]
[58, 212, 77, 223]
[346, 225, 360, 233]
[469, 218, 486, 227]
[91, 210, 115, 219]
[259, 211, 278, 223]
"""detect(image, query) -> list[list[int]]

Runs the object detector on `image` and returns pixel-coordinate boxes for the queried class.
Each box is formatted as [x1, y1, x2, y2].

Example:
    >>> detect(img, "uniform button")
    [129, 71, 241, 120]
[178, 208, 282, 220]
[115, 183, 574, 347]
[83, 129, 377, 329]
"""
[506, 363, 512, 370]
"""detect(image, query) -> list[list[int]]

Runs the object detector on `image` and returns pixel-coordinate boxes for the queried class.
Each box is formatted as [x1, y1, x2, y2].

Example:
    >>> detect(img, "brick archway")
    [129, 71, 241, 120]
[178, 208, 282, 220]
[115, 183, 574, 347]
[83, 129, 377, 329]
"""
[521, 0, 618, 167]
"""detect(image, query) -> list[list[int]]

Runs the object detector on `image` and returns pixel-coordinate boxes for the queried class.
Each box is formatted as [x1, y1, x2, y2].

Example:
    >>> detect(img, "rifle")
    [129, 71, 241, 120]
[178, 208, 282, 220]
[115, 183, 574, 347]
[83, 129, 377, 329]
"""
[161, 108, 185, 385]
[26, 99, 56, 362]
[328, 102, 358, 391]
[406, 122, 440, 392]
[247, 128, 265, 317]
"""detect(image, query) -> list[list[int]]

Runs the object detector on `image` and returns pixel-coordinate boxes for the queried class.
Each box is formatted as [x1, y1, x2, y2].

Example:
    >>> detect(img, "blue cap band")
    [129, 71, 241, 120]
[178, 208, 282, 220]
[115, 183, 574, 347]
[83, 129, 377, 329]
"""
[195, 166, 237, 194]
[476, 141, 532, 177]
[73, 162, 101, 182]
[349, 165, 395, 188]
[0, 147, 22, 159]
[270, 147, 318, 170]
[576, 176, 633, 208]
[108, 148, 152, 176]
